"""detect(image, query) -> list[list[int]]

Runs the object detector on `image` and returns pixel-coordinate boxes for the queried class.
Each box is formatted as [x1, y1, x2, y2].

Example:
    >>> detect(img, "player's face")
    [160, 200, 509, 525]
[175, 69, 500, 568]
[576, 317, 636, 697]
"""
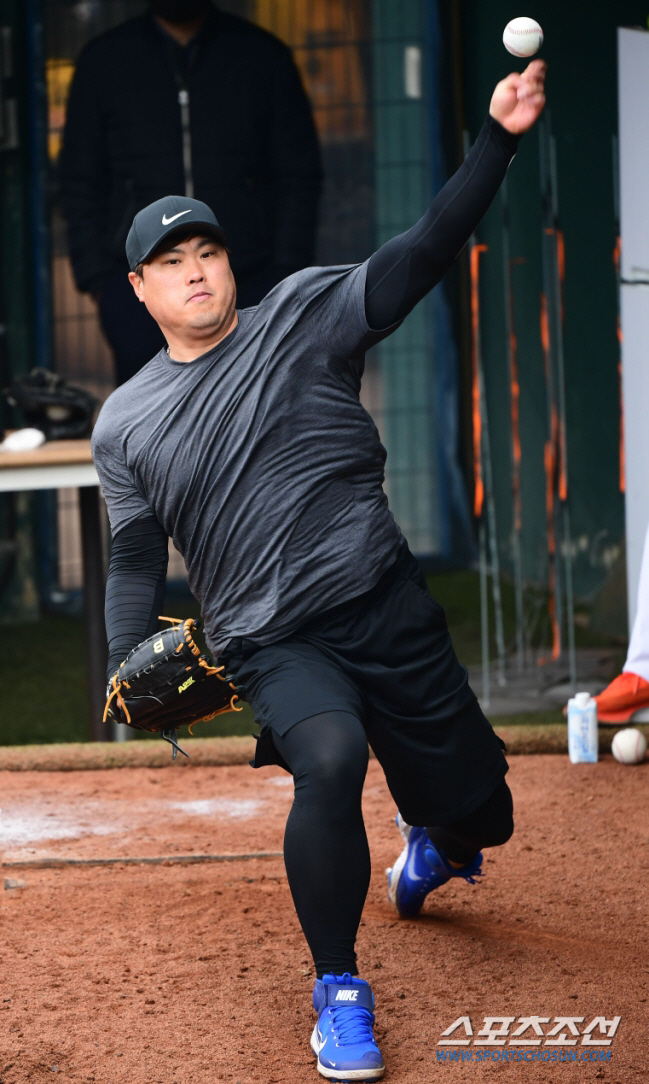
[129, 235, 237, 341]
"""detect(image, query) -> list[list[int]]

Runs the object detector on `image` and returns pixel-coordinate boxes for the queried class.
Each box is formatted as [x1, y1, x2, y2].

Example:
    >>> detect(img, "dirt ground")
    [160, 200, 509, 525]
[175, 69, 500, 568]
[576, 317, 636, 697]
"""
[0, 754, 647, 1084]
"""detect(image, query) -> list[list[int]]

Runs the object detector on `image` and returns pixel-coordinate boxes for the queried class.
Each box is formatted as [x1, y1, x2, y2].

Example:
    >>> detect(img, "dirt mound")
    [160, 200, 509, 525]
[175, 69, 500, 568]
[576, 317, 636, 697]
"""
[0, 754, 646, 1081]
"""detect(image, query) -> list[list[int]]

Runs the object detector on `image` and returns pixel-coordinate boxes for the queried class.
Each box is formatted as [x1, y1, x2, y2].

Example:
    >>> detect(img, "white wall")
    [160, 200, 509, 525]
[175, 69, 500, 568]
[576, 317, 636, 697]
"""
[618, 27, 649, 625]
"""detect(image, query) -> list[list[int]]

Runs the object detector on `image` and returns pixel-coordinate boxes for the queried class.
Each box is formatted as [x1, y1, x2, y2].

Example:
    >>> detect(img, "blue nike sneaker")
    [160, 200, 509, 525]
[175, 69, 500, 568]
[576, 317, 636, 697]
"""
[386, 813, 483, 918]
[311, 973, 385, 1080]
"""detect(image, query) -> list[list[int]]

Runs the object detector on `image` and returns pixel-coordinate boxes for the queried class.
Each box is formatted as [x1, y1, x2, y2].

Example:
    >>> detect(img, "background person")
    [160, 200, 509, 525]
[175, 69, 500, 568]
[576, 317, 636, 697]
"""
[595, 519, 649, 722]
[59, 0, 322, 385]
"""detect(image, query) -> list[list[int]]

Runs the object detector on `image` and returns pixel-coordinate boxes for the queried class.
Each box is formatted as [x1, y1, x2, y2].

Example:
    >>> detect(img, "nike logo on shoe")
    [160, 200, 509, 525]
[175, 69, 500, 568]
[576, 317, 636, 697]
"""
[335, 989, 359, 1001]
[162, 210, 192, 225]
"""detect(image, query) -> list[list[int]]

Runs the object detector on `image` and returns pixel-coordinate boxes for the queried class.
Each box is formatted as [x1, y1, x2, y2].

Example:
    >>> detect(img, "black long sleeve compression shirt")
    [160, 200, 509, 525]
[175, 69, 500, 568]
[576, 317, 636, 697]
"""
[104, 515, 168, 677]
[364, 114, 518, 329]
[102, 114, 518, 677]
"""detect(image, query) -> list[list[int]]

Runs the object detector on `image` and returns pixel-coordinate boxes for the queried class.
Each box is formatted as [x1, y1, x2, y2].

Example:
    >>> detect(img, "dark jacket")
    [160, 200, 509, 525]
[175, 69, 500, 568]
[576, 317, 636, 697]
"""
[59, 8, 322, 293]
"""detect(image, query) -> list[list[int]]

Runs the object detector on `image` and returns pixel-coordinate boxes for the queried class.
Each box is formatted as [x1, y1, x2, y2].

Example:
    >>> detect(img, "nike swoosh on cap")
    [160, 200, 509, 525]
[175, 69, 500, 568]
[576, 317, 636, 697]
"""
[162, 210, 192, 225]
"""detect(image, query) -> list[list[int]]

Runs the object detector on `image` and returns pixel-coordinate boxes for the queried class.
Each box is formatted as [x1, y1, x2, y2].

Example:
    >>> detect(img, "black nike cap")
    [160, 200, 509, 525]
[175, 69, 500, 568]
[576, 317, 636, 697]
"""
[125, 195, 228, 271]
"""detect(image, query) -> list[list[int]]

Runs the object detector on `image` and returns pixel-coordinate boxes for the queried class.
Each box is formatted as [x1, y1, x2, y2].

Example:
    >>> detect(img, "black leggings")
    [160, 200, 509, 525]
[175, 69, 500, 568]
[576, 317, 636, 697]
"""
[273, 711, 513, 978]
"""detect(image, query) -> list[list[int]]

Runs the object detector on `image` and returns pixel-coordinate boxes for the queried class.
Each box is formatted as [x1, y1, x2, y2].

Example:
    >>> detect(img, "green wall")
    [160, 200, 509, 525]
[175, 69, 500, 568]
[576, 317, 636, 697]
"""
[0, 0, 41, 621]
[460, 0, 647, 599]
[0, 0, 34, 392]
[372, 0, 443, 555]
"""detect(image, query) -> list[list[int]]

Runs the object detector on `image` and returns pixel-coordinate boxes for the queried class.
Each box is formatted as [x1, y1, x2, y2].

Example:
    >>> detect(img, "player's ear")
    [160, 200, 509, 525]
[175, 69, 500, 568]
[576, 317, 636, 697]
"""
[128, 269, 145, 302]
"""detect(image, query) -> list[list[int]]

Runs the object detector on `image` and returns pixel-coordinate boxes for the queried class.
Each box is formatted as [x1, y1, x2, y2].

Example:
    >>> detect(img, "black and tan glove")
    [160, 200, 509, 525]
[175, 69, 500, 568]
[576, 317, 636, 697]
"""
[104, 617, 241, 758]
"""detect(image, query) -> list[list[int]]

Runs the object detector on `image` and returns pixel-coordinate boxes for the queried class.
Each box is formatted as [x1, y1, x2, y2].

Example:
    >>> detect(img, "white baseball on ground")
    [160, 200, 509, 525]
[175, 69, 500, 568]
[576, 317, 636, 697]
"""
[611, 727, 647, 765]
[503, 17, 544, 57]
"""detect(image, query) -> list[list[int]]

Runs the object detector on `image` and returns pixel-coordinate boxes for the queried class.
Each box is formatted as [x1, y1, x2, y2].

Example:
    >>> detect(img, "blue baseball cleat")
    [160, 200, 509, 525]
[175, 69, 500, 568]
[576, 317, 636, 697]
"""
[311, 973, 385, 1080]
[386, 813, 483, 918]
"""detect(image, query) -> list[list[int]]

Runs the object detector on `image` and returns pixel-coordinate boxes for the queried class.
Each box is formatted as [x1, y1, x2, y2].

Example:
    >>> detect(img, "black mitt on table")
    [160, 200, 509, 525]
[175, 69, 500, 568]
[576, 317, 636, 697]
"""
[5, 368, 98, 440]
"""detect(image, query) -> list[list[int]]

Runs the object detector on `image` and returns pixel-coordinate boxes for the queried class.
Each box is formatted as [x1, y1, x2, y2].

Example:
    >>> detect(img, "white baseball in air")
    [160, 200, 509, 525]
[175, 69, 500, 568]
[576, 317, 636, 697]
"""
[503, 17, 544, 57]
[611, 727, 647, 765]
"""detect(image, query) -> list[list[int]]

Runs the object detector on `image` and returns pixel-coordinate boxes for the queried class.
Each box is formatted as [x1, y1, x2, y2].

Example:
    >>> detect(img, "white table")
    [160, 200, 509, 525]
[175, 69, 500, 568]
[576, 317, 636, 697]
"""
[0, 439, 108, 739]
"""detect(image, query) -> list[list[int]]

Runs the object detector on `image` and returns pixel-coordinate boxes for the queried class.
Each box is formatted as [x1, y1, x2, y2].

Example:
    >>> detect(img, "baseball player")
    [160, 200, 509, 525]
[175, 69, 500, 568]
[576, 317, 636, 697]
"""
[589, 520, 649, 722]
[93, 61, 546, 1081]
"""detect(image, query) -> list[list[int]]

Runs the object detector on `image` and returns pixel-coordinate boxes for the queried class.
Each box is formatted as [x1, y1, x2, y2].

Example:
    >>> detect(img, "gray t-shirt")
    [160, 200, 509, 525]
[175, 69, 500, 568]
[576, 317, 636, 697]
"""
[92, 262, 403, 655]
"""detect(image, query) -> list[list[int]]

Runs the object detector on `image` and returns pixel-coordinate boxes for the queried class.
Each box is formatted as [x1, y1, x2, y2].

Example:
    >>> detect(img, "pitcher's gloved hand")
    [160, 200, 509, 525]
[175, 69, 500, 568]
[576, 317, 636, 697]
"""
[104, 617, 242, 758]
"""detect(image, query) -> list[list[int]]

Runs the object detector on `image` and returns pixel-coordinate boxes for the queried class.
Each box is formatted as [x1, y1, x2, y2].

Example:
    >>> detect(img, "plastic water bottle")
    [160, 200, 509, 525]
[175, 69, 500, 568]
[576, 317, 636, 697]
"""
[567, 691, 598, 764]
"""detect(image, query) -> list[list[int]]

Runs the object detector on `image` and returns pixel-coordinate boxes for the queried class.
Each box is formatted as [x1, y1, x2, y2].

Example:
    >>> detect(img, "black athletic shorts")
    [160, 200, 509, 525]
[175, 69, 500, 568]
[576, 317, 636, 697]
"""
[221, 542, 507, 826]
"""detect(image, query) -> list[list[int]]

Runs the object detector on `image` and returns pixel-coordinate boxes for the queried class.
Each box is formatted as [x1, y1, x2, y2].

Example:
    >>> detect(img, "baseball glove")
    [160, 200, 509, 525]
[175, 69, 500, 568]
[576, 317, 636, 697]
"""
[103, 617, 242, 759]
[4, 368, 97, 440]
